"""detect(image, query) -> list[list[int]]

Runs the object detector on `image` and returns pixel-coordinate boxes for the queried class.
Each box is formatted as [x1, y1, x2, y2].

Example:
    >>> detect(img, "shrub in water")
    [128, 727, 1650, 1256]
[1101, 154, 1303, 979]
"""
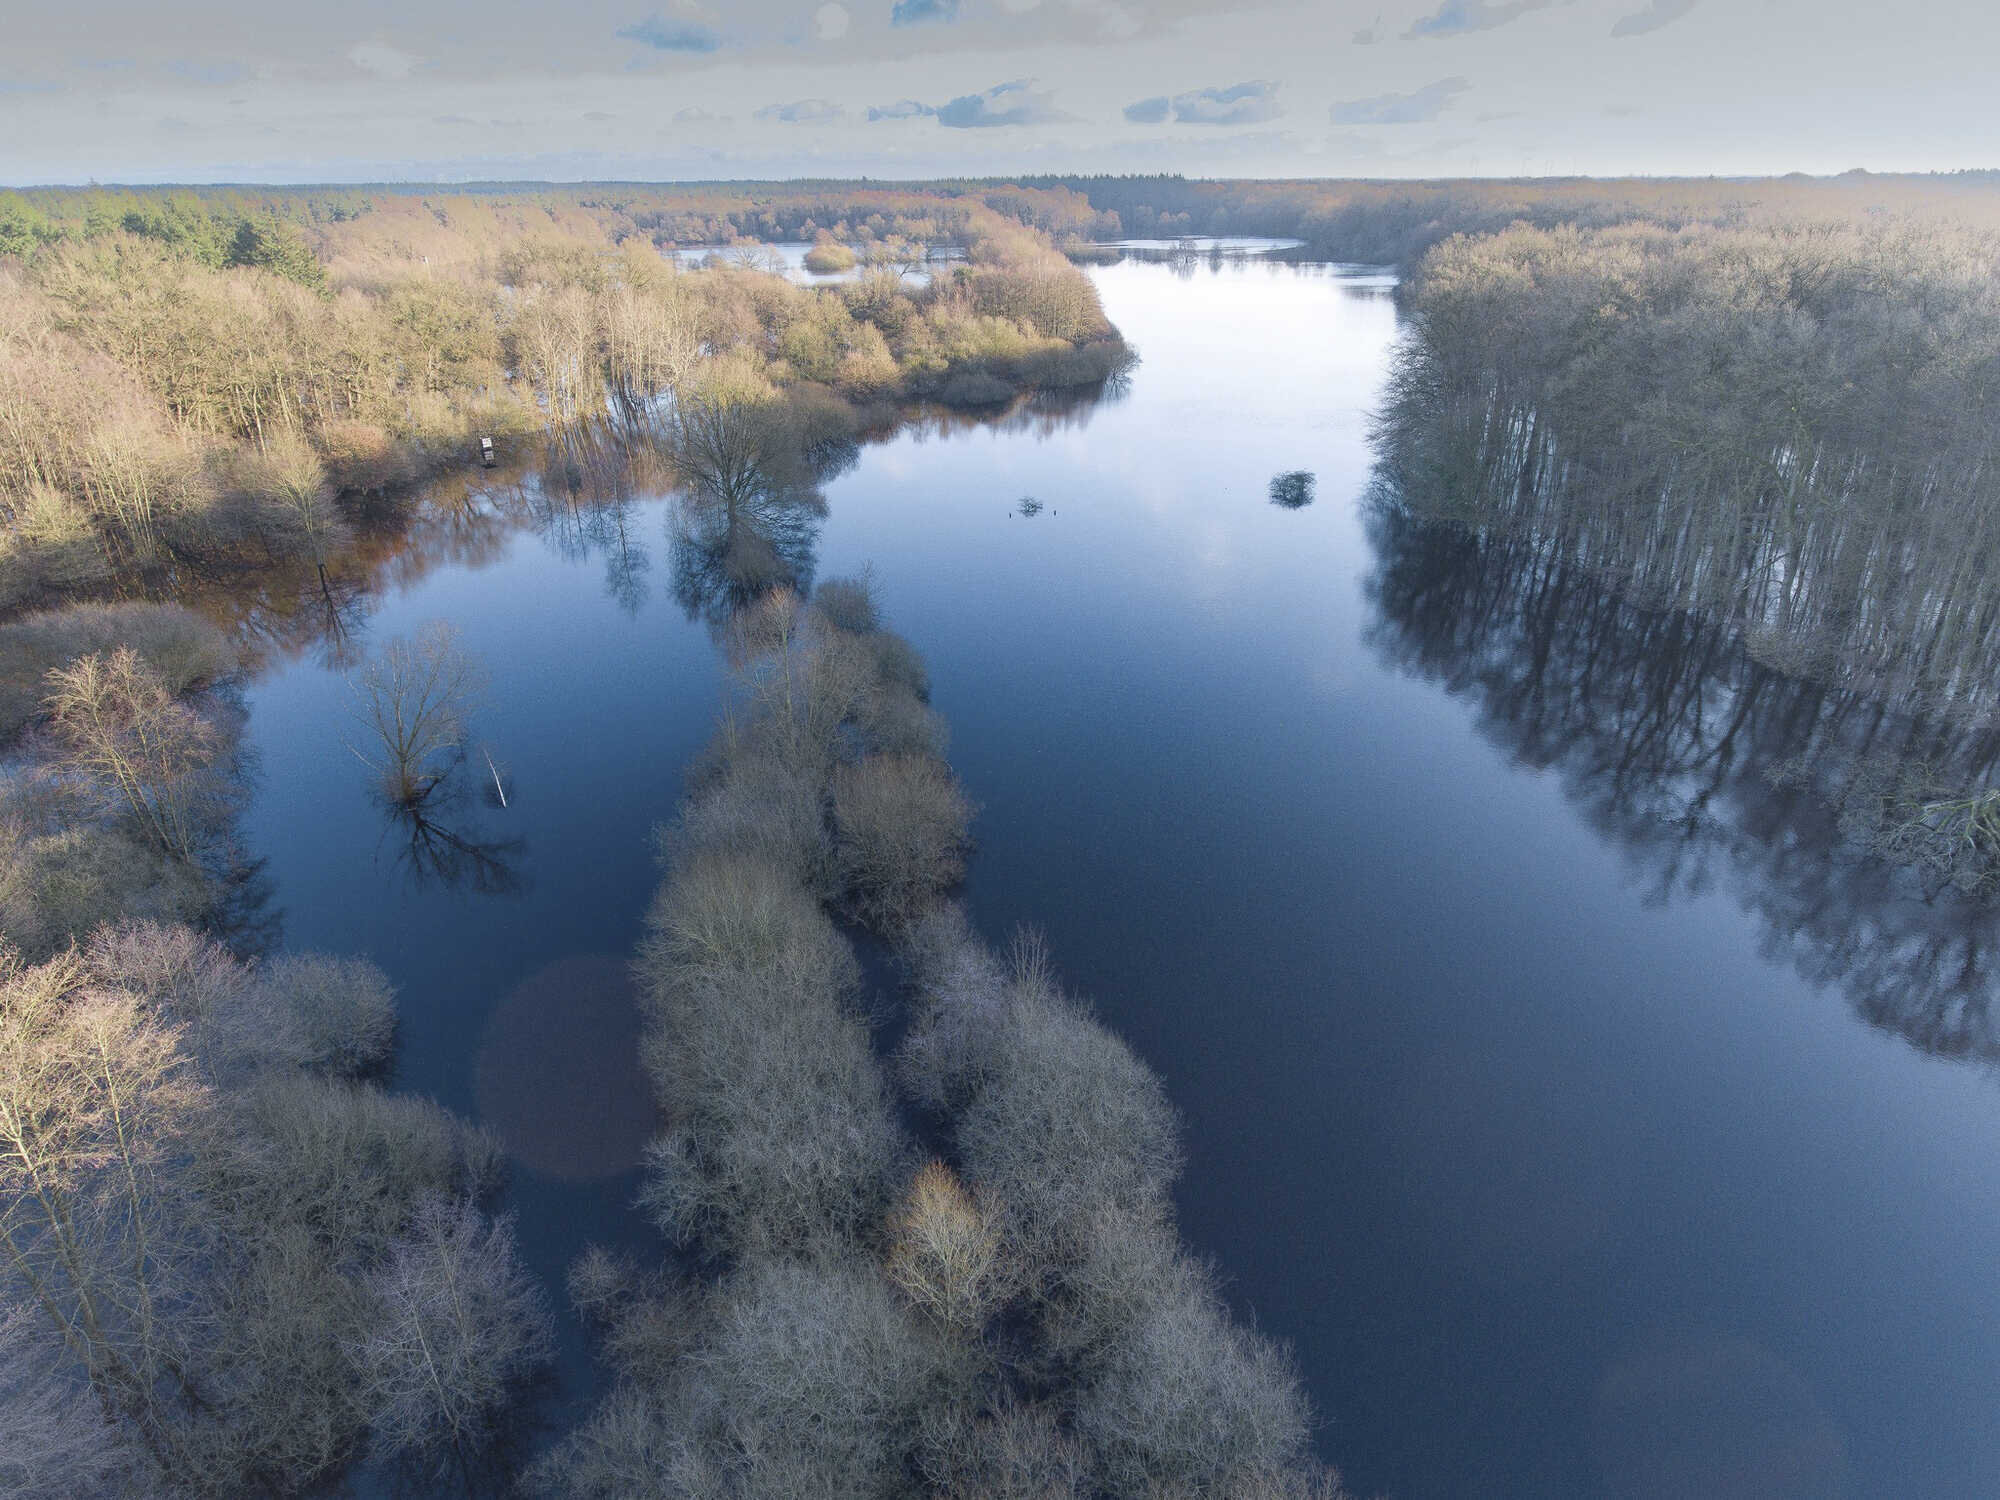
[832, 753, 974, 928]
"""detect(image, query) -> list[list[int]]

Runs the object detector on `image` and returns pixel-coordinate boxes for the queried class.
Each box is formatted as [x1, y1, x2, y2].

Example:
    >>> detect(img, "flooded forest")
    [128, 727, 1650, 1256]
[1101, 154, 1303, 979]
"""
[4, 172, 2000, 1498]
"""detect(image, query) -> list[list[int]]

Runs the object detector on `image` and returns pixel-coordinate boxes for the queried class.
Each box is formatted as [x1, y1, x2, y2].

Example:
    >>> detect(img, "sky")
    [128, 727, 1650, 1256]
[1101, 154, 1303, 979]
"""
[3, 0, 1997, 185]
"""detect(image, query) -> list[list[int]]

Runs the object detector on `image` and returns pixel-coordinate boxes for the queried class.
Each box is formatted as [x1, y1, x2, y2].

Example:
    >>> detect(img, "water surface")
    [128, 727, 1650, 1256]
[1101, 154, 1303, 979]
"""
[234, 254, 2000, 1498]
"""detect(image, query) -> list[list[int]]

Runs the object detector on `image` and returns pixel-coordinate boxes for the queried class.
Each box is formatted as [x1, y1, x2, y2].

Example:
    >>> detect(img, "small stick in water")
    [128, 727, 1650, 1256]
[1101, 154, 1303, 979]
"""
[483, 747, 508, 808]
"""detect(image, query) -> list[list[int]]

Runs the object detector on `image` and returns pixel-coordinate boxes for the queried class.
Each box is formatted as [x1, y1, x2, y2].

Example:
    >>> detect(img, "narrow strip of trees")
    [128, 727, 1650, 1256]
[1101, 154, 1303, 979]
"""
[538, 575, 1339, 1499]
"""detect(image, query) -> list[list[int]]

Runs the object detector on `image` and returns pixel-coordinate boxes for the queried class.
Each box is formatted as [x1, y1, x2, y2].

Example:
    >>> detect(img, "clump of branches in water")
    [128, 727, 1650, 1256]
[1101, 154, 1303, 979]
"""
[343, 621, 528, 895]
[1840, 762, 2000, 895]
[1269, 471, 1316, 509]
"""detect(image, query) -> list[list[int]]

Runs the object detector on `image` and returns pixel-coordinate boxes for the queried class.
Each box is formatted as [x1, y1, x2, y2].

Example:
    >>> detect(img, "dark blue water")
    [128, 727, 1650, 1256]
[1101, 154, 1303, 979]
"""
[236, 257, 2000, 1498]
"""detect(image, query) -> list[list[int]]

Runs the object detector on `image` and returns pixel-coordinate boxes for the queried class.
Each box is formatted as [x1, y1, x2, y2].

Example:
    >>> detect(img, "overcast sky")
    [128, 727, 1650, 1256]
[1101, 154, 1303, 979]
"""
[4, 0, 1996, 186]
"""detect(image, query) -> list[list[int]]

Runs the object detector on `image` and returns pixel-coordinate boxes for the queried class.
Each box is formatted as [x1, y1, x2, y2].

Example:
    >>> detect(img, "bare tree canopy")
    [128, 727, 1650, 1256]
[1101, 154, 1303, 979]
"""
[348, 622, 486, 809]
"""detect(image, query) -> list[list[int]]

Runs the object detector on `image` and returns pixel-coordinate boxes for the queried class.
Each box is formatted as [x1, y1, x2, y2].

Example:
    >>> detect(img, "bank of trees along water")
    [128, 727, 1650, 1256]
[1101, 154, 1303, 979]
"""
[0, 183, 1130, 613]
[0, 926, 551, 1496]
[1346, 179, 2000, 899]
[1389, 215, 2000, 714]
[1367, 368, 2000, 1070]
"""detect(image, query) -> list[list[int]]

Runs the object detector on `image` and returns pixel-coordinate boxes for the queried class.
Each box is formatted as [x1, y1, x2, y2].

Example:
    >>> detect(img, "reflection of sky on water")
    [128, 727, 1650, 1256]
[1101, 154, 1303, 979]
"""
[663, 240, 958, 286]
[231, 258, 2000, 1498]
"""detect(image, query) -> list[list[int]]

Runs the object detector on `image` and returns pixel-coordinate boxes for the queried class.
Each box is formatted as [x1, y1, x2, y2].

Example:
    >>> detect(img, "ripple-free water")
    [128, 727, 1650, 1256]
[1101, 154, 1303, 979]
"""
[237, 258, 2000, 1498]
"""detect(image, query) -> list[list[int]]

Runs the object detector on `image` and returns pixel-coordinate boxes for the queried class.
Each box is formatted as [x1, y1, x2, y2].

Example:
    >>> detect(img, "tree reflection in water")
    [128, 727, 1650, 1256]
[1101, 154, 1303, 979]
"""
[376, 786, 530, 897]
[662, 397, 837, 630]
[1366, 393, 2000, 1066]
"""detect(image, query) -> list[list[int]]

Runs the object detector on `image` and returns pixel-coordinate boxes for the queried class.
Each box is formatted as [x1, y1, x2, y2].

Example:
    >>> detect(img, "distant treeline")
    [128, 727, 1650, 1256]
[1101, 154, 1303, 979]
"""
[1010, 169, 2000, 266]
[0, 183, 1128, 614]
[23, 170, 2000, 280]
[0, 187, 355, 274]
[0, 180, 1113, 268]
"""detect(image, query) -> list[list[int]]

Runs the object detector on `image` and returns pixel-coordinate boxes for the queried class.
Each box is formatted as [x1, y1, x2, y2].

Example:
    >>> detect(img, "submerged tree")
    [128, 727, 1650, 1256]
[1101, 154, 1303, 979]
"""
[664, 395, 830, 628]
[349, 622, 485, 808]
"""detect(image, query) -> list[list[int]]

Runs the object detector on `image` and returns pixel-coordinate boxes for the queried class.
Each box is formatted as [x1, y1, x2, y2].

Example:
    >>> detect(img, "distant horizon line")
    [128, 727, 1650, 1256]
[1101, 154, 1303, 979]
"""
[10, 166, 2000, 193]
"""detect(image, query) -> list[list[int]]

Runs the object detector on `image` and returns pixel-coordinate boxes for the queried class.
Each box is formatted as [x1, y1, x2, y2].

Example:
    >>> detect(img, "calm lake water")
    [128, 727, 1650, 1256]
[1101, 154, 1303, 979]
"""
[231, 253, 2000, 1498]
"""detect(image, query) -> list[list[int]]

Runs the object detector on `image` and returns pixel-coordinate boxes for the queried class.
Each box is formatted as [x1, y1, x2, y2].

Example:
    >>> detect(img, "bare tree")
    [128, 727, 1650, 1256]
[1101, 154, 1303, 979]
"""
[348, 622, 485, 808]
[600, 280, 702, 413]
[1069, 1243, 1313, 1496]
[347, 1195, 553, 1476]
[886, 1160, 1013, 1337]
[513, 285, 604, 428]
[0, 1303, 133, 1499]
[831, 753, 975, 929]
[0, 948, 211, 1474]
[684, 1255, 943, 1497]
[251, 431, 344, 584]
[44, 647, 228, 863]
[0, 600, 231, 742]
[255, 953, 397, 1077]
[78, 417, 207, 567]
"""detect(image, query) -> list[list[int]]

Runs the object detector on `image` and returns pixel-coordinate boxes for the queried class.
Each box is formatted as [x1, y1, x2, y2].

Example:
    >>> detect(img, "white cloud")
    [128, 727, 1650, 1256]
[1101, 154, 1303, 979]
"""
[1169, 80, 1282, 126]
[1612, 0, 1699, 38]
[755, 97, 844, 123]
[814, 3, 850, 39]
[1331, 76, 1470, 125]
[1404, 0, 1551, 40]
[348, 43, 419, 79]
[936, 79, 1070, 128]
